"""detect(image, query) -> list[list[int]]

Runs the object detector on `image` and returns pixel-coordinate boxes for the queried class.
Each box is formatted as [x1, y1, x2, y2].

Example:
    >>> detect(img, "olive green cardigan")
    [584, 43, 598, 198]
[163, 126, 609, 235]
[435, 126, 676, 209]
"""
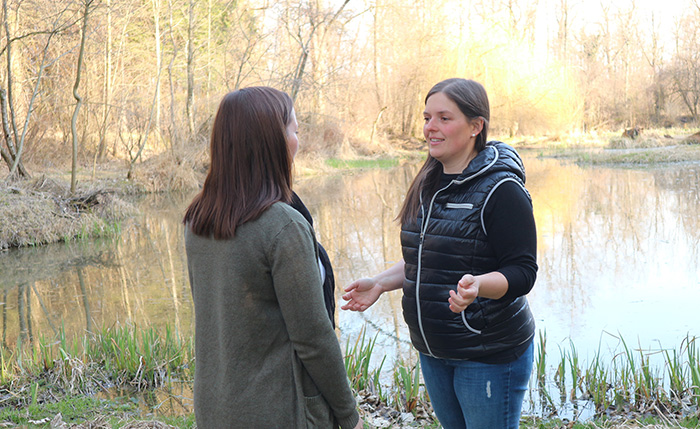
[185, 202, 360, 428]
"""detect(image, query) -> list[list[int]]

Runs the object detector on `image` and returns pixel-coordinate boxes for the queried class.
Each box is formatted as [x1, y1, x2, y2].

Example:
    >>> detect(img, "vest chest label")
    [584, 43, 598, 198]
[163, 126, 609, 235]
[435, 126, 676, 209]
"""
[445, 202, 474, 209]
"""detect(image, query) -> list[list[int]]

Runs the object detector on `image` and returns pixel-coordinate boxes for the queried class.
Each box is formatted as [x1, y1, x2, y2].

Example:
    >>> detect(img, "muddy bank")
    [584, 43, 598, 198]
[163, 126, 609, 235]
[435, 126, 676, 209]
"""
[0, 176, 135, 249]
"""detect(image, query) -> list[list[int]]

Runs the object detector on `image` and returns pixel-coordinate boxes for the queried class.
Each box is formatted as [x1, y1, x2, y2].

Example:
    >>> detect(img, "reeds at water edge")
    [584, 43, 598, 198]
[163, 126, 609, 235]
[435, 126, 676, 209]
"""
[1, 324, 699, 423]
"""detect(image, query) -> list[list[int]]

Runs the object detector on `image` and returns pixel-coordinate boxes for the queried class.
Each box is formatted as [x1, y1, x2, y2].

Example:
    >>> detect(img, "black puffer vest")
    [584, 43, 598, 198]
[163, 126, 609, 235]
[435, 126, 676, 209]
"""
[400, 141, 535, 360]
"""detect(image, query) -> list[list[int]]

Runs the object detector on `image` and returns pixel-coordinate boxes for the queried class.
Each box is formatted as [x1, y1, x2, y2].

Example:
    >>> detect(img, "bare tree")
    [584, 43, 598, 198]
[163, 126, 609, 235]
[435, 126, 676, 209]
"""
[281, 0, 350, 103]
[1, 0, 27, 178]
[94, 0, 113, 162]
[166, 0, 181, 152]
[185, 0, 195, 136]
[70, 0, 96, 193]
[668, 11, 700, 121]
[225, 4, 270, 91]
[554, 0, 578, 62]
[126, 61, 166, 178]
[153, 0, 163, 142]
[1, 0, 78, 179]
[638, 11, 666, 122]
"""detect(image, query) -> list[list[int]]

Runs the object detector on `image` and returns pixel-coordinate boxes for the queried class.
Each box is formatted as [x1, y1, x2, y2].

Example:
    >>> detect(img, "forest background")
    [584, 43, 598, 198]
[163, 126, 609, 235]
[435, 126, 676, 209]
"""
[1, 0, 700, 188]
[2, 1, 700, 426]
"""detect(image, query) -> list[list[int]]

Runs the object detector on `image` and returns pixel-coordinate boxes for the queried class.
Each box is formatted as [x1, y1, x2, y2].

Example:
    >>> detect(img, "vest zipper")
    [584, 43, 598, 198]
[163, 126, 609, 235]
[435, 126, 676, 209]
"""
[415, 182, 453, 357]
[415, 201, 432, 357]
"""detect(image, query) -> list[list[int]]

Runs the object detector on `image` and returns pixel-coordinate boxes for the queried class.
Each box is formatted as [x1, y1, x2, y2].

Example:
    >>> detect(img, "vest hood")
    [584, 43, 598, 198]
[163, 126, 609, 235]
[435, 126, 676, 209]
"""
[457, 141, 526, 184]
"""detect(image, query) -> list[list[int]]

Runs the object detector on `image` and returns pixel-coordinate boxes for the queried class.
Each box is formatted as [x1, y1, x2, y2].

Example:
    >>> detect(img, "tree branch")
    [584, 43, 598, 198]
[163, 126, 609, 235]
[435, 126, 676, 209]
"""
[9, 31, 55, 176]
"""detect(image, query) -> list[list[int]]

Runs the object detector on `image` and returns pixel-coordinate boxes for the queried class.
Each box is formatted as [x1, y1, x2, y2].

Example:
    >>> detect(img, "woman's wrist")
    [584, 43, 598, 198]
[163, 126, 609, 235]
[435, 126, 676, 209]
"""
[371, 276, 387, 294]
[369, 260, 405, 294]
[374, 273, 401, 293]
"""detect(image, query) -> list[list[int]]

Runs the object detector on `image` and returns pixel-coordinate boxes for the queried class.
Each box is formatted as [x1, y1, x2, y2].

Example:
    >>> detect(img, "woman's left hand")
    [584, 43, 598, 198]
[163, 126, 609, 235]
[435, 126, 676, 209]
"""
[448, 274, 479, 313]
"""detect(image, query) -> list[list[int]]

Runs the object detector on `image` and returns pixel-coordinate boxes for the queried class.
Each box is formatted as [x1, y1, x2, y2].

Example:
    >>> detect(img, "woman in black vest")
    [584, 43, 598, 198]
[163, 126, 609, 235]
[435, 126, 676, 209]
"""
[342, 78, 537, 429]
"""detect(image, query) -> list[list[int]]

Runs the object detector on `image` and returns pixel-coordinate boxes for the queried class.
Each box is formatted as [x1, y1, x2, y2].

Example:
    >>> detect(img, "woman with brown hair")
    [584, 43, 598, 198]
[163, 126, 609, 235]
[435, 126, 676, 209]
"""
[184, 86, 361, 429]
[342, 78, 537, 429]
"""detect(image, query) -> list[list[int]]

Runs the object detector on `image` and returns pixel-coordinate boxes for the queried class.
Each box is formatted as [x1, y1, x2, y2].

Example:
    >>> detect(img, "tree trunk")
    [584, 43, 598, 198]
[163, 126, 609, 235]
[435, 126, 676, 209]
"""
[186, 0, 195, 137]
[96, 0, 113, 161]
[127, 59, 165, 178]
[166, 0, 180, 152]
[71, 0, 92, 194]
[152, 0, 162, 146]
[206, 0, 212, 101]
[287, 0, 350, 104]
[1, 0, 28, 178]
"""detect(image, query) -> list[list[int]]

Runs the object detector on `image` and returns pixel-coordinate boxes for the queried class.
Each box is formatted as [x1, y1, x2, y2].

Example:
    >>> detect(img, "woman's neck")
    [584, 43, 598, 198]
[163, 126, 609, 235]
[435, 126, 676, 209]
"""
[441, 149, 478, 174]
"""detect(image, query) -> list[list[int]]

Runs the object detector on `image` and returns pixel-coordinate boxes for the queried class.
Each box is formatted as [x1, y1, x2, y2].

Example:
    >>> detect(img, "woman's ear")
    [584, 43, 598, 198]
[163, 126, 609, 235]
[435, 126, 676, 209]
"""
[472, 117, 485, 136]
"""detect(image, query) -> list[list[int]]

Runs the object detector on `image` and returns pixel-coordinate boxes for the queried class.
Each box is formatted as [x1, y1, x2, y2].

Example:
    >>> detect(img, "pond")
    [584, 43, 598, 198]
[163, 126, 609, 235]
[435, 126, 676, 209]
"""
[2, 151, 700, 419]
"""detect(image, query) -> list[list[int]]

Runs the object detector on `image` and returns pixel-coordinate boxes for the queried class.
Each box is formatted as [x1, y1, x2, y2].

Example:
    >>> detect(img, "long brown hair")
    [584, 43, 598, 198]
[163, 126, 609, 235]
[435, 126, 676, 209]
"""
[183, 86, 294, 238]
[398, 78, 491, 226]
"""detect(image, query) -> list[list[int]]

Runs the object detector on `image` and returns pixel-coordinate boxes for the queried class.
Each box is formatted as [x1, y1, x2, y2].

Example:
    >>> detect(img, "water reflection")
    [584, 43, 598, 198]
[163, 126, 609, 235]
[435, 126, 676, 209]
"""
[525, 159, 700, 354]
[1, 153, 700, 417]
[100, 383, 194, 418]
[0, 193, 196, 350]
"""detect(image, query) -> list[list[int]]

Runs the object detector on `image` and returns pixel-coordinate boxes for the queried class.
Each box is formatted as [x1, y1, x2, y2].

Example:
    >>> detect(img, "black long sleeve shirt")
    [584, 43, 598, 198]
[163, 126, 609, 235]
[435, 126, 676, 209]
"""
[440, 173, 538, 300]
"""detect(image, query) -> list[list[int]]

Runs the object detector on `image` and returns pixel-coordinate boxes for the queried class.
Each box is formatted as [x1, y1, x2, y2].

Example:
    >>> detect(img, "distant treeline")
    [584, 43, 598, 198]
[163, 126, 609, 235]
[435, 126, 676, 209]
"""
[2, 0, 699, 179]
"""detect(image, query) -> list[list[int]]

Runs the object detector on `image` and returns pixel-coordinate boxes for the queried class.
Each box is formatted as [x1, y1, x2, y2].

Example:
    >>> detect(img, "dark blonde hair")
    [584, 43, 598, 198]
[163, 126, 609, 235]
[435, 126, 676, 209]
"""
[398, 78, 491, 226]
[183, 86, 294, 238]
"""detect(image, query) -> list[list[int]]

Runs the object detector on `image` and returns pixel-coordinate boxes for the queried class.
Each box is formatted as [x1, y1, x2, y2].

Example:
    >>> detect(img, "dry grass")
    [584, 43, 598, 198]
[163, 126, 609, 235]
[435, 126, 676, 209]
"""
[502, 127, 700, 150]
[48, 414, 176, 428]
[543, 142, 700, 166]
[0, 144, 209, 249]
[127, 146, 208, 193]
[0, 176, 134, 249]
[501, 127, 700, 166]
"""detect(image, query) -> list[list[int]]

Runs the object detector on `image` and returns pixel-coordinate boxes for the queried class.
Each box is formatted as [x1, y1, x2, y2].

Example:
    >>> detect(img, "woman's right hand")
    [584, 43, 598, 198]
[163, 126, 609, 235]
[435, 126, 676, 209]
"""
[342, 261, 405, 312]
[341, 278, 383, 312]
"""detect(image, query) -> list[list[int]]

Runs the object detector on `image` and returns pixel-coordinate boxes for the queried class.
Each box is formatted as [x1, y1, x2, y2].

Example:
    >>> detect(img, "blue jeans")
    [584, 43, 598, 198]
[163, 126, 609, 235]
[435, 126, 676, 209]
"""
[419, 341, 533, 429]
